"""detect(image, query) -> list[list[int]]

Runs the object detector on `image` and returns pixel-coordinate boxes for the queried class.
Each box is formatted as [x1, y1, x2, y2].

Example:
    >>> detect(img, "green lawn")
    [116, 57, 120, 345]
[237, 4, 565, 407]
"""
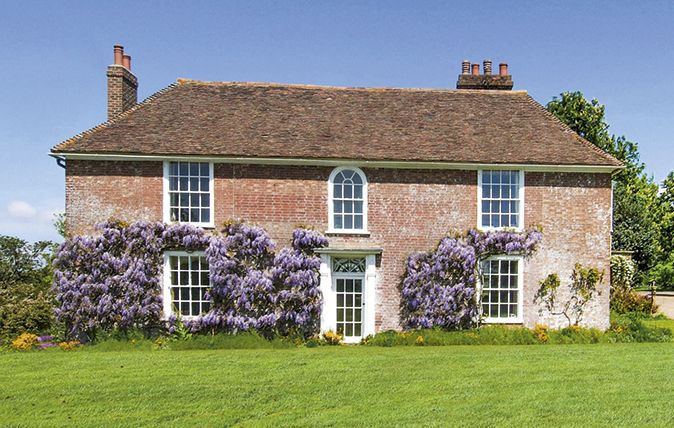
[2, 344, 674, 427]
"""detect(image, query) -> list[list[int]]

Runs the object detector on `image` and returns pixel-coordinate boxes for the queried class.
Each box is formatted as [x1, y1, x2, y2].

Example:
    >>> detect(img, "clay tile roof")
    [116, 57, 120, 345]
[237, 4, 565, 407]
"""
[53, 79, 623, 167]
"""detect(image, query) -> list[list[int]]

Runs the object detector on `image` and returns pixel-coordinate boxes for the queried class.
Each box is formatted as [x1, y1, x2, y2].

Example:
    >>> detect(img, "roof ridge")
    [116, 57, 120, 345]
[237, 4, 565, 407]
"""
[52, 82, 181, 152]
[522, 94, 624, 167]
[176, 78, 528, 95]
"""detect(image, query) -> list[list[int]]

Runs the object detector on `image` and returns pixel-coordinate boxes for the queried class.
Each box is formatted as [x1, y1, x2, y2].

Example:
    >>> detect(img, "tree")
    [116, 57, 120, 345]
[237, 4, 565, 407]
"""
[546, 92, 660, 275]
[0, 236, 56, 341]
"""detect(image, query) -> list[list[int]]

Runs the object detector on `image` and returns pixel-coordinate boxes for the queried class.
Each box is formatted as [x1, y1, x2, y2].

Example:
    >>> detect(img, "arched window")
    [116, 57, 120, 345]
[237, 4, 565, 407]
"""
[328, 167, 368, 232]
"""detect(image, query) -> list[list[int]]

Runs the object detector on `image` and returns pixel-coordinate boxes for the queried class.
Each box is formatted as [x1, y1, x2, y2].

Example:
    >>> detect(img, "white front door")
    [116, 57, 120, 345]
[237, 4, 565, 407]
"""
[334, 273, 365, 341]
[320, 255, 376, 343]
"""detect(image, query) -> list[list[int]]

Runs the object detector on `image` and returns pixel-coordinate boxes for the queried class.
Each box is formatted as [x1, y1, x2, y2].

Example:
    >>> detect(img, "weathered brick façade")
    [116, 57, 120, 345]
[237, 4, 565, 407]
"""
[66, 160, 612, 329]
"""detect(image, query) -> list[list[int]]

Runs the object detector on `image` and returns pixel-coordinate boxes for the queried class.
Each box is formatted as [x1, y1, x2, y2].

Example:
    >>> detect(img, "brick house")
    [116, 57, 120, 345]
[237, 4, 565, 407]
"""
[51, 46, 622, 341]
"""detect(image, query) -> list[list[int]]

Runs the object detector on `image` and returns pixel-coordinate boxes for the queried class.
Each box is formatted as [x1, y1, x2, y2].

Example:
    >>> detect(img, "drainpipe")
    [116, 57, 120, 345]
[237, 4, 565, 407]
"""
[50, 154, 66, 169]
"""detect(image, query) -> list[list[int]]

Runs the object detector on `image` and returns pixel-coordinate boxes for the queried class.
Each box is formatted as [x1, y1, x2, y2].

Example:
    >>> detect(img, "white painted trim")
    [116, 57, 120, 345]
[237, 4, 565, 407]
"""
[162, 160, 215, 228]
[314, 247, 382, 256]
[162, 250, 208, 321]
[477, 169, 525, 232]
[319, 254, 376, 343]
[51, 152, 622, 173]
[477, 255, 524, 324]
[327, 166, 368, 233]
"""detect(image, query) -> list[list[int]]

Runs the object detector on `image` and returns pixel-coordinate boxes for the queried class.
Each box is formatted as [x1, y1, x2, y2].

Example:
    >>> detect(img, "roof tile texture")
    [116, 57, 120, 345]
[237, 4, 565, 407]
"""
[54, 80, 622, 167]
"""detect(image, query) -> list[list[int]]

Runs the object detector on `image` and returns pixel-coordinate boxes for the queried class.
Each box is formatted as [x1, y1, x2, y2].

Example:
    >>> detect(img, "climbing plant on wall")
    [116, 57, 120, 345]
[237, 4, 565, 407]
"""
[399, 228, 542, 330]
[53, 220, 327, 341]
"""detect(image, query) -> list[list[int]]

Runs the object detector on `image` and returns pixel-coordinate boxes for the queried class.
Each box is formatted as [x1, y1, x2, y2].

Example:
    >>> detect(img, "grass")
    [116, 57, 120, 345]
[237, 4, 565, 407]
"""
[2, 344, 674, 427]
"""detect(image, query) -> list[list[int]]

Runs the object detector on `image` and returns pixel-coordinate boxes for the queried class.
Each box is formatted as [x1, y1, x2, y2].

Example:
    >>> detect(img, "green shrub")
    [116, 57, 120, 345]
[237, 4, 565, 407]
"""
[0, 237, 56, 343]
[167, 331, 295, 350]
[610, 255, 657, 314]
[608, 313, 673, 343]
[547, 325, 603, 344]
[0, 285, 55, 343]
[650, 255, 674, 290]
[365, 327, 539, 347]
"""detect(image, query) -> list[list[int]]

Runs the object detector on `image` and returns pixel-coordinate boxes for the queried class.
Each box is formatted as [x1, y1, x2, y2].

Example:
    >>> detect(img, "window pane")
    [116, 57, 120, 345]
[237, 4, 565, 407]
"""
[179, 177, 189, 191]
[169, 162, 179, 175]
[344, 201, 353, 213]
[354, 185, 362, 199]
[354, 215, 363, 230]
[200, 163, 209, 176]
[201, 210, 210, 223]
[354, 201, 363, 214]
[344, 216, 353, 229]
[190, 177, 199, 191]
[351, 172, 362, 185]
[344, 185, 353, 198]
[334, 215, 343, 229]
[201, 194, 210, 208]
[201, 178, 210, 192]
[334, 184, 342, 198]
[334, 200, 342, 213]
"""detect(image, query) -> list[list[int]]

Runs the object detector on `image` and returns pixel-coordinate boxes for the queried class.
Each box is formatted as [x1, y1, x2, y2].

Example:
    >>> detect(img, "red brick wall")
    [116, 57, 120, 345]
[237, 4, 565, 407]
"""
[524, 172, 613, 329]
[65, 161, 613, 330]
[66, 160, 163, 235]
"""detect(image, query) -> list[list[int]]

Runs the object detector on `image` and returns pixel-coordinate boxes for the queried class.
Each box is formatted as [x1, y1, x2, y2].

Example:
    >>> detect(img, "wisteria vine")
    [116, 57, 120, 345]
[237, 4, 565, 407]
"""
[400, 228, 542, 330]
[53, 220, 327, 340]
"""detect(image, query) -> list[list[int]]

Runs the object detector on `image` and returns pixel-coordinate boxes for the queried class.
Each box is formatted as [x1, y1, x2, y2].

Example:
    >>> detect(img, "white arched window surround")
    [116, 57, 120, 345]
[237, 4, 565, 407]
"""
[327, 166, 369, 234]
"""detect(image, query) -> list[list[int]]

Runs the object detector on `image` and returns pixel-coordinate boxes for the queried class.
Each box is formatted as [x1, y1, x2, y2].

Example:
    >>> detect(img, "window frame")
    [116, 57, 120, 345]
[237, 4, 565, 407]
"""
[327, 166, 369, 234]
[162, 161, 215, 228]
[477, 169, 525, 231]
[478, 255, 524, 324]
[162, 250, 210, 320]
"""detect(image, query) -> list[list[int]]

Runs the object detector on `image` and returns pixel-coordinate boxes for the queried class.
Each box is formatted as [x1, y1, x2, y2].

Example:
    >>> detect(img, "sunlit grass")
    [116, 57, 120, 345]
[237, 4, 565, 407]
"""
[2, 344, 674, 426]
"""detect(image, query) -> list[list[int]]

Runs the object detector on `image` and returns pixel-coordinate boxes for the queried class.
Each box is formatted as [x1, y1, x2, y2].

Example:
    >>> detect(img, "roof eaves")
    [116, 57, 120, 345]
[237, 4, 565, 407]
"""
[523, 94, 624, 167]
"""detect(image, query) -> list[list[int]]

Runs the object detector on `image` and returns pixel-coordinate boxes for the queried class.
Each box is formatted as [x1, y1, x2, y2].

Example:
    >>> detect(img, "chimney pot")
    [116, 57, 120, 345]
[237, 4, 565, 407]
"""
[113, 45, 124, 65]
[483, 59, 492, 75]
[107, 45, 138, 120]
[471, 64, 480, 76]
[461, 60, 470, 75]
[499, 63, 508, 76]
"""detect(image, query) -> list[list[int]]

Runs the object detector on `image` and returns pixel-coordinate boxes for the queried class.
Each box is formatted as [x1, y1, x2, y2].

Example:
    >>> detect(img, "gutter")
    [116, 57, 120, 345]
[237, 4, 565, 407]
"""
[48, 152, 624, 174]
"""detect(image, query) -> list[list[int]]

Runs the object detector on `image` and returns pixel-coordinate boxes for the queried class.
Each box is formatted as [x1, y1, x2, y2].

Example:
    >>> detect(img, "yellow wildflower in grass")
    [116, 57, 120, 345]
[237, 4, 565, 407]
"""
[533, 324, 549, 343]
[11, 333, 39, 351]
[322, 330, 343, 345]
[58, 341, 81, 351]
[415, 335, 425, 346]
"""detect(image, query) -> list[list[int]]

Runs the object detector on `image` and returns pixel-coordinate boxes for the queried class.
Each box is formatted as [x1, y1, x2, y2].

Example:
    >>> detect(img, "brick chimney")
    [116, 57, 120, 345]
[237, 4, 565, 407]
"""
[107, 45, 138, 120]
[456, 59, 513, 90]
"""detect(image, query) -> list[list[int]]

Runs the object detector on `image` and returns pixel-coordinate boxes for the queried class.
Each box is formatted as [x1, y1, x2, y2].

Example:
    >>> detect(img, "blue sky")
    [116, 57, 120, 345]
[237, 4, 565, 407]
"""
[1, 1, 673, 242]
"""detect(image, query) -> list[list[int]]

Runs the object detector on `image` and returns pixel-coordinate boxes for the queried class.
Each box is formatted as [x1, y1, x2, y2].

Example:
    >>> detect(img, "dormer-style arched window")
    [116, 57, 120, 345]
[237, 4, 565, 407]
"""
[328, 167, 368, 233]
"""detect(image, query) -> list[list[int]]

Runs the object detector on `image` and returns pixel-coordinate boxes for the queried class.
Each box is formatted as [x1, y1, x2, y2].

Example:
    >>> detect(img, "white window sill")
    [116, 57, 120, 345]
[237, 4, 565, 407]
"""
[477, 226, 524, 233]
[325, 229, 371, 236]
[165, 221, 215, 229]
[483, 317, 523, 324]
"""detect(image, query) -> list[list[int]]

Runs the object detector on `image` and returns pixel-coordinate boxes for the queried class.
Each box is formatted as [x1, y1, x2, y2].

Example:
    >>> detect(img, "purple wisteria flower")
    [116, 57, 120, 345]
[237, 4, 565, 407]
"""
[53, 220, 328, 340]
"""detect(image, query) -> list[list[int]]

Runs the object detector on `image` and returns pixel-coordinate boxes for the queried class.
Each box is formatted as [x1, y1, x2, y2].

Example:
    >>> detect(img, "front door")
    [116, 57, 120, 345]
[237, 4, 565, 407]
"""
[332, 258, 366, 342]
